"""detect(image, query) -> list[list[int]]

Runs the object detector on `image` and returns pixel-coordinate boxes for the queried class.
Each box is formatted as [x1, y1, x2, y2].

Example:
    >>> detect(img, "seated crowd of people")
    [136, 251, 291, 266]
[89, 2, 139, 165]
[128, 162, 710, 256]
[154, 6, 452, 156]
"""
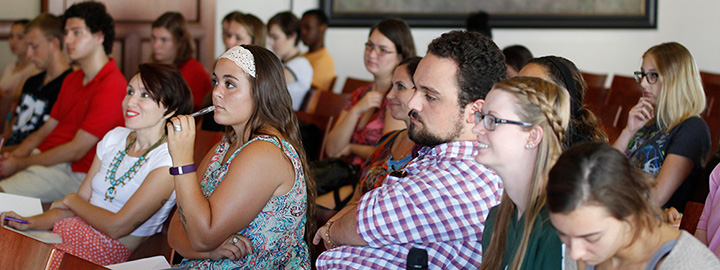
[1, 2, 720, 269]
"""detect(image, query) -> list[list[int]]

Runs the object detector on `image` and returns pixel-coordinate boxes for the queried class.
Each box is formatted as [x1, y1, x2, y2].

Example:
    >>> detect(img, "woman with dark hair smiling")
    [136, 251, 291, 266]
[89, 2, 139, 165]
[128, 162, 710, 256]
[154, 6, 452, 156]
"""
[1, 63, 192, 268]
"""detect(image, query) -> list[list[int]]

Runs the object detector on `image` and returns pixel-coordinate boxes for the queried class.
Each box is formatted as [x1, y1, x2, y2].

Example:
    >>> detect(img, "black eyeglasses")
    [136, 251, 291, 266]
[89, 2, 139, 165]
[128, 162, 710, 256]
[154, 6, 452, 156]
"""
[633, 71, 659, 84]
[474, 111, 533, 131]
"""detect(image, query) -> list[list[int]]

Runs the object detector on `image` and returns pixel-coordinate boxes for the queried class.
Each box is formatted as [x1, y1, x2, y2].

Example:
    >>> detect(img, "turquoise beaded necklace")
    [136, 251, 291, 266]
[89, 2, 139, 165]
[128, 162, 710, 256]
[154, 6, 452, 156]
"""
[104, 132, 167, 202]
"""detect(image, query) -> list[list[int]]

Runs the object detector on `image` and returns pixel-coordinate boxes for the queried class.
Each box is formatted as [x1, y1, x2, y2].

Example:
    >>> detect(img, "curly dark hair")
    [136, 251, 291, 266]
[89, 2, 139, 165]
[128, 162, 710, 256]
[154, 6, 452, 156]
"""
[427, 30, 506, 108]
[302, 9, 328, 25]
[63, 1, 115, 55]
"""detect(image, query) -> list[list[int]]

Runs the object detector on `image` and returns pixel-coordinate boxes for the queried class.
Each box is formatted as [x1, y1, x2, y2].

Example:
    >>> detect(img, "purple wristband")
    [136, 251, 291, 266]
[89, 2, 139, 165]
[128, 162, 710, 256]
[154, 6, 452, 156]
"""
[169, 164, 197, 175]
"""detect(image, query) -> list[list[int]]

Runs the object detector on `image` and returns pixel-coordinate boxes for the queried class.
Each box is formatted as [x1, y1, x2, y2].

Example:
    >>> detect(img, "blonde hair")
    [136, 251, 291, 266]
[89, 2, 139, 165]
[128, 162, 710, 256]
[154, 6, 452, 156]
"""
[644, 42, 706, 132]
[481, 77, 570, 270]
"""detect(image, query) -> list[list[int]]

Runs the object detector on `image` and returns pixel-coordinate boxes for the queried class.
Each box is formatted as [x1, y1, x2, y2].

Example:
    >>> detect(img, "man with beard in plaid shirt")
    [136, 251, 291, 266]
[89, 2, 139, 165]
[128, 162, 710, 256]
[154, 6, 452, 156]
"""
[314, 30, 506, 269]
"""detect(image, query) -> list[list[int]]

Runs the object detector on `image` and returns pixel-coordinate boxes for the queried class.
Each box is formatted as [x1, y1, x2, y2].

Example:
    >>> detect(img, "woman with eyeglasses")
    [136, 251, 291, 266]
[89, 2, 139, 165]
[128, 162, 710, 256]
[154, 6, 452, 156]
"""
[321, 18, 415, 210]
[474, 77, 570, 270]
[613, 42, 710, 213]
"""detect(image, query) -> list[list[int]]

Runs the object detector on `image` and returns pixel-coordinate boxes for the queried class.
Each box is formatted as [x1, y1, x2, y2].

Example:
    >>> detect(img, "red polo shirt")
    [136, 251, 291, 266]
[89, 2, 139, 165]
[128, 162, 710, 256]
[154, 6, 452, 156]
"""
[39, 59, 126, 173]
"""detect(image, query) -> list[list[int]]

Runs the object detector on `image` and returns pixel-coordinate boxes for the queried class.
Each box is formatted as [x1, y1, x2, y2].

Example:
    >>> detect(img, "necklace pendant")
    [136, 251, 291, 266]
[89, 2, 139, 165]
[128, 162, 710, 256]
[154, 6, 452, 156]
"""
[104, 187, 117, 202]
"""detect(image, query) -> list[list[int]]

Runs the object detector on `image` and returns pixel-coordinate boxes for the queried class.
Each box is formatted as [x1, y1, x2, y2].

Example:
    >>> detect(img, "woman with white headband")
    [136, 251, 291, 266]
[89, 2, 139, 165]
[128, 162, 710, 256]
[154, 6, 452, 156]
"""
[165, 45, 315, 269]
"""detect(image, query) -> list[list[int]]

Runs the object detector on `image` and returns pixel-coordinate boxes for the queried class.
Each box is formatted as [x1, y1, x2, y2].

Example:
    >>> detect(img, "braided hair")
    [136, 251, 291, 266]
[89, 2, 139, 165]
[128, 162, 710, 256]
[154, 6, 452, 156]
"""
[481, 77, 570, 270]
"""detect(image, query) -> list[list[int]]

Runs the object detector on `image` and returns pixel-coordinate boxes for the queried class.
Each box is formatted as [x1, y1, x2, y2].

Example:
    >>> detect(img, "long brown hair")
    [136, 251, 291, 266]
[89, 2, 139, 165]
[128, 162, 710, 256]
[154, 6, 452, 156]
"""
[152, 12, 194, 66]
[222, 45, 317, 252]
[482, 77, 570, 270]
[370, 18, 416, 60]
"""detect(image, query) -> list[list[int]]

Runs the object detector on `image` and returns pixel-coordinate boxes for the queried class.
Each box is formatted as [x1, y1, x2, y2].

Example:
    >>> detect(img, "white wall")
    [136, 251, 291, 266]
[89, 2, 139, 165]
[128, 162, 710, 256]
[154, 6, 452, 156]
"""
[215, 0, 720, 92]
[2, 0, 718, 93]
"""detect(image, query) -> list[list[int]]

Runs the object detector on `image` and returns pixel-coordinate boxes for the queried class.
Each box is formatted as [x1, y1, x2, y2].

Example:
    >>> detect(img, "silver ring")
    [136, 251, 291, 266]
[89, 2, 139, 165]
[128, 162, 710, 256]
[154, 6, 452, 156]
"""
[232, 236, 239, 244]
[174, 125, 182, 132]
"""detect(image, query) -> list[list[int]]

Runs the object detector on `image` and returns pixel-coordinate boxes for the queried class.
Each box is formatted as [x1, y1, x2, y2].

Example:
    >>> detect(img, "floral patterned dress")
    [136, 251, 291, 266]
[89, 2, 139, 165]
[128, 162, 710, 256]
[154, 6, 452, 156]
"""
[180, 135, 310, 269]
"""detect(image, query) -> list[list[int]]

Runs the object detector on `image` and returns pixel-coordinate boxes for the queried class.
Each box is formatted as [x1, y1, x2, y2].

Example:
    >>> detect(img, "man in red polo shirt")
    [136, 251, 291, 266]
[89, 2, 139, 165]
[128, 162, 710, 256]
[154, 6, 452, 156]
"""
[0, 2, 126, 202]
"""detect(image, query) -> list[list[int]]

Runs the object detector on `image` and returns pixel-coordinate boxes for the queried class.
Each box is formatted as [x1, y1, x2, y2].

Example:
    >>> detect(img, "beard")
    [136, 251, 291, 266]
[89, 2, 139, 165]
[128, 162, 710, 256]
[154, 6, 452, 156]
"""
[408, 109, 464, 147]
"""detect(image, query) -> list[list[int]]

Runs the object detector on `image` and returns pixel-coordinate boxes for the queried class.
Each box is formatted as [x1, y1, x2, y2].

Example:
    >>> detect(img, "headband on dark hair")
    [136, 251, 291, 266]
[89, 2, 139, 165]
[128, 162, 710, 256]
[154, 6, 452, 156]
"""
[545, 56, 582, 115]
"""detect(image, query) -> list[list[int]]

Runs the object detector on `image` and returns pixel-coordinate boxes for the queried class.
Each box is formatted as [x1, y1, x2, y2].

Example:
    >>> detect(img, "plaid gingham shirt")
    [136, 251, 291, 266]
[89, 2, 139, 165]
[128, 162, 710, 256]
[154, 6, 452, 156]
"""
[317, 141, 503, 269]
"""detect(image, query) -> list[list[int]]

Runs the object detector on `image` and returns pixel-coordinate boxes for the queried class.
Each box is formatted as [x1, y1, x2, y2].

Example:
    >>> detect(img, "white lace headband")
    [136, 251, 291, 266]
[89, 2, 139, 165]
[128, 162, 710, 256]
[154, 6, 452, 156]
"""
[220, 45, 256, 78]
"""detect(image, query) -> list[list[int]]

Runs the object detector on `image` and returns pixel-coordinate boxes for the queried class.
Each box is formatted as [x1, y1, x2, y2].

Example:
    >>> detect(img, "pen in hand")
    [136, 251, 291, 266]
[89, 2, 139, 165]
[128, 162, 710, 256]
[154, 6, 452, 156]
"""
[190, 106, 216, 117]
[4, 217, 29, 224]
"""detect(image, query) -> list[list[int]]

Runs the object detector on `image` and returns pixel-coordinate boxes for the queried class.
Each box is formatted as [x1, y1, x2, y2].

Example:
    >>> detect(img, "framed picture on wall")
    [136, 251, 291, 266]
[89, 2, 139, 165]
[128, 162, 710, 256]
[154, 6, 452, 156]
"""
[320, 0, 657, 29]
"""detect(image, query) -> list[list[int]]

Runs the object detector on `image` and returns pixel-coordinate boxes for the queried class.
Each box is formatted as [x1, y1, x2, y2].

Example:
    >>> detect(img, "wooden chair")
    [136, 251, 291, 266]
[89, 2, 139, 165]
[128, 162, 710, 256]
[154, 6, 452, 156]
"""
[306, 90, 351, 118]
[299, 89, 320, 113]
[295, 111, 334, 160]
[0, 226, 108, 269]
[193, 118, 224, 165]
[581, 72, 609, 106]
[327, 76, 337, 93]
[341, 77, 373, 94]
[701, 71, 720, 88]
[310, 76, 337, 93]
[679, 201, 705, 235]
[128, 206, 177, 263]
[605, 75, 644, 137]
[587, 103, 623, 142]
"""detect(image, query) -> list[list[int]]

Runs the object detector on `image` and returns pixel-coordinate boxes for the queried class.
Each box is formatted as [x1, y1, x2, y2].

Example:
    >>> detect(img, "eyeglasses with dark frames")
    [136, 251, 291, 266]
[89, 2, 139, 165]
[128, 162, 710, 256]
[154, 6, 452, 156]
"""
[633, 71, 659, 84]
[474, 111, 533, 131]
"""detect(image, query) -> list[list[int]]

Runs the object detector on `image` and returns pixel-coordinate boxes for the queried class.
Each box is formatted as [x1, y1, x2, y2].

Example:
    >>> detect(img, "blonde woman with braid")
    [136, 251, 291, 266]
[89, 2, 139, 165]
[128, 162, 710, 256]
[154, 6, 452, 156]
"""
[474, 77, 570, 269]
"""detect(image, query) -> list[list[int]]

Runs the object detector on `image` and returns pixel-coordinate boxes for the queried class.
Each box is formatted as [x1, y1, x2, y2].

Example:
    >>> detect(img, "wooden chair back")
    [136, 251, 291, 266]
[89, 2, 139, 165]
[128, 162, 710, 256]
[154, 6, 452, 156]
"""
[605, 75, 644, 134]
[581, 72, 609, 106]
[341, 77, 373, 94]
[679, 201, 705, 235]
[311, 91, 351, 118]
[128, 206, 177, 263]
[296, 111, 334, 160]
[700, 72, 720, 155]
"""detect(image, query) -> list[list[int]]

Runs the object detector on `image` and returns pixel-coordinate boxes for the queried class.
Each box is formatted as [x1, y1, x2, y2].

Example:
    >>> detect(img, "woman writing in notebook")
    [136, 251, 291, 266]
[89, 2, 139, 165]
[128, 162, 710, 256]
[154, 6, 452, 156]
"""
[0, 63, 192, 267]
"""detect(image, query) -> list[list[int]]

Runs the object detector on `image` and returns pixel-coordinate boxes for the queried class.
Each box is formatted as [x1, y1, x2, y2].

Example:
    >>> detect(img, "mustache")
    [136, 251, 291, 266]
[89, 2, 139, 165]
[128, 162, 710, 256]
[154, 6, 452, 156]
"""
[409, 110, 422, 123]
